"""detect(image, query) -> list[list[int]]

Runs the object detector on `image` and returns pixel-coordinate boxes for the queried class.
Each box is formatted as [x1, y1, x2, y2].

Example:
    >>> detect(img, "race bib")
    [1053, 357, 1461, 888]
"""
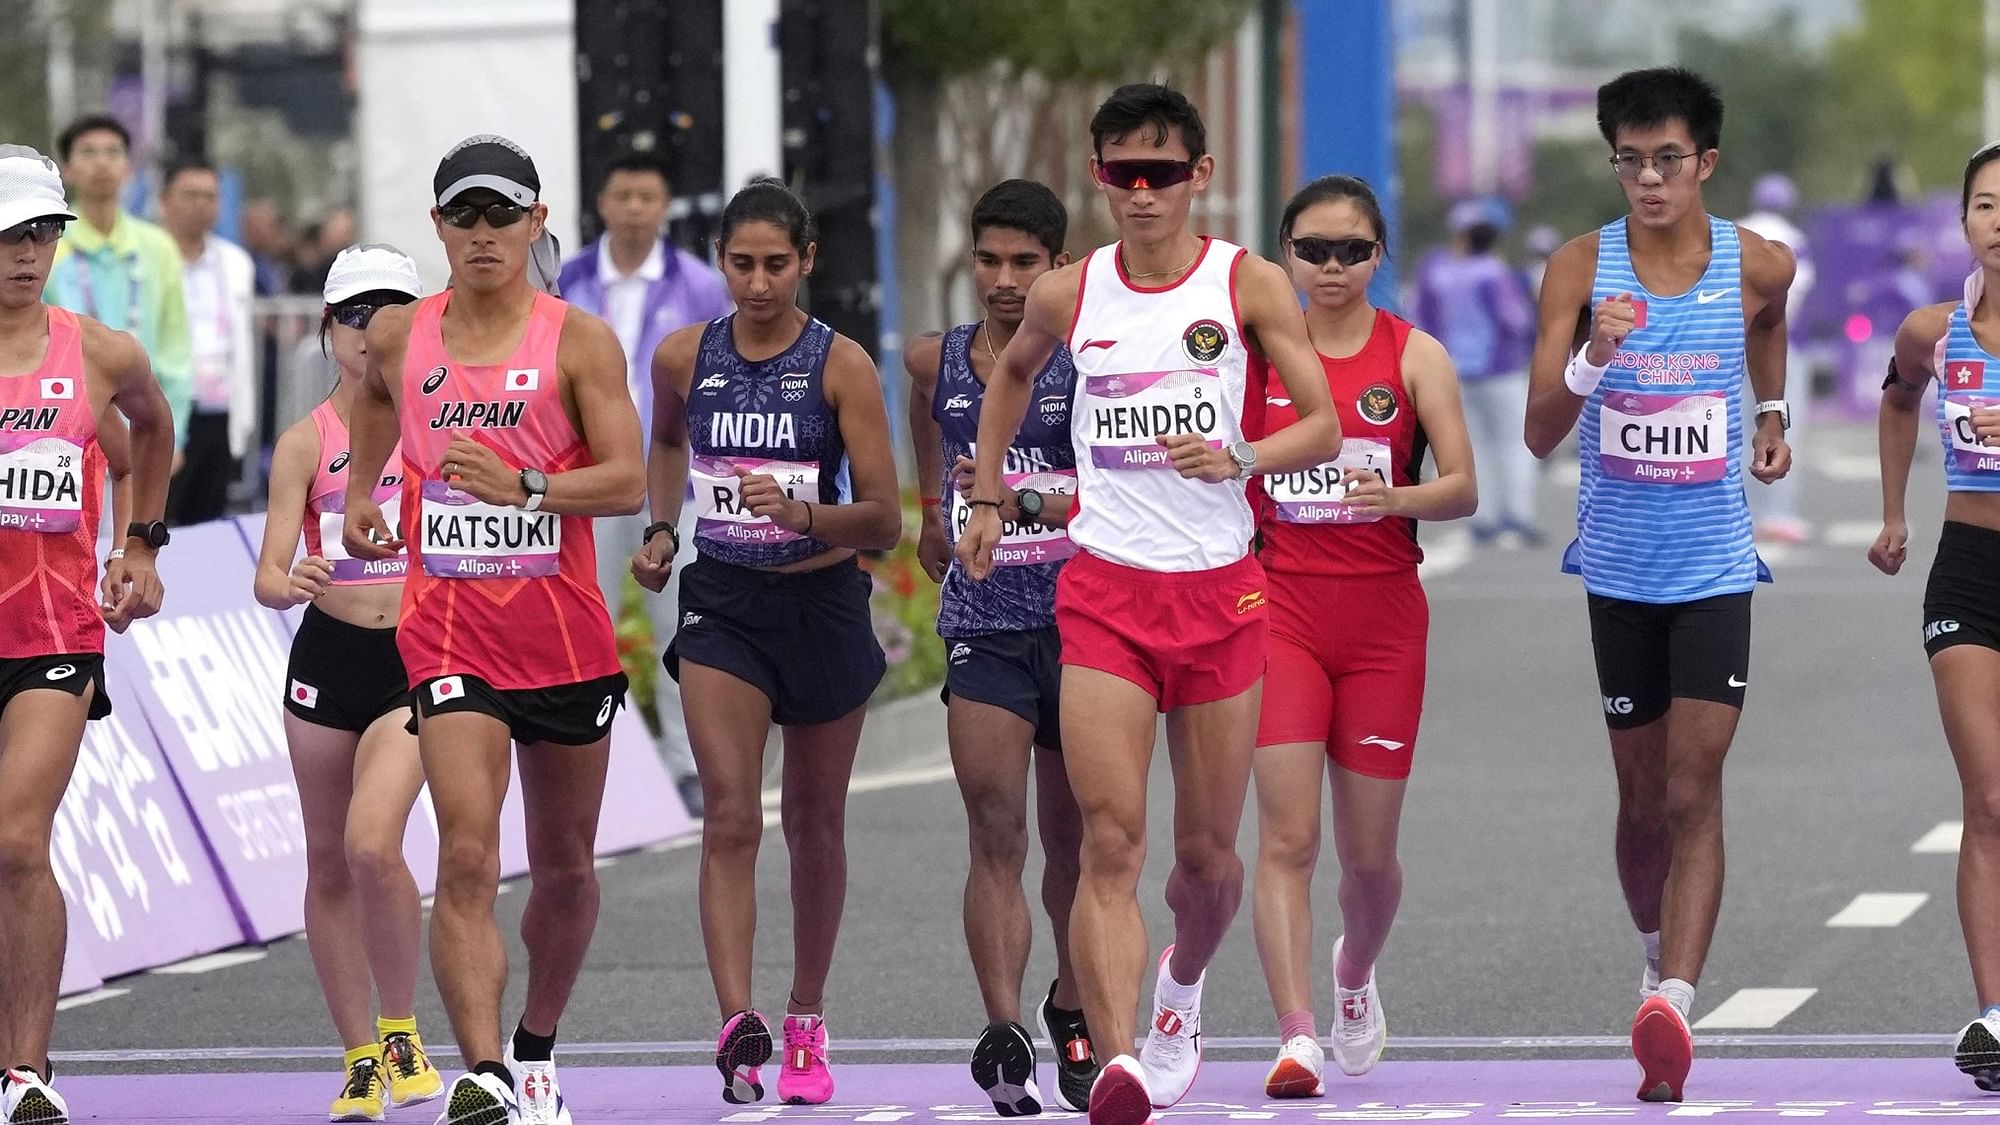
[690, 454, 819, 546]
[1597, 392, 1728, 484]
[951, 468, 1078, 567]
[0, 436, 86, 533]
[317, 491, 409, 583]
[1267, 438, 1392, 525]
[1943, 394, 2000, 473]
[418, 481, 561, 579]
[1080, 368, 1225, 470]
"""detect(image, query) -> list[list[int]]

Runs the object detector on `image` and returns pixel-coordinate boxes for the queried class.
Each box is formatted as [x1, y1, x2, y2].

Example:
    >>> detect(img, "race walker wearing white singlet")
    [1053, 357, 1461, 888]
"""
[1066, 237, 1254, 572]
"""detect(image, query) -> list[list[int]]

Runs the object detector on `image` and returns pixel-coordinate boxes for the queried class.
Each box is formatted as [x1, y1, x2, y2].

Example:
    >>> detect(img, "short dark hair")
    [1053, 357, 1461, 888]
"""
[1090, 83, 1206, 161]
[601, 151, 671, 193]
[720, 176, 815, 253]
[1596, 67, 1724, 154]
[162, 157, 217, 193]
[970, 179, 1067, 261]
[1279, 174, 1389, 257]
[1964, 142, 2000, 219]
[57, 114, 132, 162]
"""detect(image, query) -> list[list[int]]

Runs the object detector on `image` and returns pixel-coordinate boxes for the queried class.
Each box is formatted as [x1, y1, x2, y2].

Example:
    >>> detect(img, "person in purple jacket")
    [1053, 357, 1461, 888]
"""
[1415, 199, 1540, 546]
[557, 151, 730, 816]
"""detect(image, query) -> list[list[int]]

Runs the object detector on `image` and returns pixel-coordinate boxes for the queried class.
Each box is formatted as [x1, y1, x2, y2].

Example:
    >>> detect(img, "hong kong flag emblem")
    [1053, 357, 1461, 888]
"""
[1949, 360, 1985, 390]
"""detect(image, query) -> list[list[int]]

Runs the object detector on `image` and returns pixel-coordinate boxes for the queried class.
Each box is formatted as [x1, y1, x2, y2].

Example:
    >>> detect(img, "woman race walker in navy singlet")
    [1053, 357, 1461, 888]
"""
[1873, 141, 2000, 1091]
[251, 245, 443, 1122]
[1244, 176, 1476, 1097]
[632, 178, 901, 1108]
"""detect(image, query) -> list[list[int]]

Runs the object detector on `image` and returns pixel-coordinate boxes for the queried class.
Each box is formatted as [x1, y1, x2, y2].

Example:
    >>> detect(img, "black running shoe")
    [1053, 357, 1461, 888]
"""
[1957, 1018, 2000, 1090]
[1035, 981, 1100, 1113]
[971, 1021, 1042, 1116]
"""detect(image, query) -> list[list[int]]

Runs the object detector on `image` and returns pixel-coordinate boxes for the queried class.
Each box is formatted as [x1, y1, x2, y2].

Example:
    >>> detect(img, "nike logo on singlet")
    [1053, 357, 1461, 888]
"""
[1694, 288, 1734, 304]
[427, 401, 526, 430]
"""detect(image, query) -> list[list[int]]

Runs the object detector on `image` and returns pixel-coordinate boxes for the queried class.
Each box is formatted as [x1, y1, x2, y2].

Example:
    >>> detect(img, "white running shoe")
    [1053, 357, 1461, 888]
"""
[433, 1072, 520, 1125]
[1263, 1035, 1325, 1099]
[1138, 946, 1203, 1108]
[502, 1044, 571, 1125]
[1, 1067, 68, 1125]
[1328, 938, 1386, 1077]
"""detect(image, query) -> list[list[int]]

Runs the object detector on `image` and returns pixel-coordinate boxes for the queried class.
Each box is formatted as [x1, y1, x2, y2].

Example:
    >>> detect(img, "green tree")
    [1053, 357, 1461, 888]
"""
[1805, 0, 1980, 201]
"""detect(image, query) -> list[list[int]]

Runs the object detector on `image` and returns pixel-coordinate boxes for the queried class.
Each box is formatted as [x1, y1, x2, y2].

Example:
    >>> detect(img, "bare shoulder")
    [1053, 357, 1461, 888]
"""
[654, 321, 707, 374]
[1545, 231, 1602, 287]
[827, 331, 880, 377]
[1401, 326, 1453, 373]
[272, 411, 321, 464]
[77, 315, 143, 369]
[1025, 260, 1087, 332]
[1896, 301, 1957, 351]
[559, 301, 623, 356]
[1737, 226, 1797, 297]
[903, 330, 945, 379]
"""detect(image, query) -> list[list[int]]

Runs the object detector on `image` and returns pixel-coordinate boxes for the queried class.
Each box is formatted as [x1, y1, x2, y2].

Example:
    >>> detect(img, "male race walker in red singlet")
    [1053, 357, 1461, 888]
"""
[0, 144, 174, 1125]
[343, 136, 645, 1125]
[958, 85, 1342, 1125]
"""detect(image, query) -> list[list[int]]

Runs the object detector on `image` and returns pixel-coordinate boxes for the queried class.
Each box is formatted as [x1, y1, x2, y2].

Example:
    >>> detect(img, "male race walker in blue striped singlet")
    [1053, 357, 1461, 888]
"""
[1524, 67, 1796, 1105]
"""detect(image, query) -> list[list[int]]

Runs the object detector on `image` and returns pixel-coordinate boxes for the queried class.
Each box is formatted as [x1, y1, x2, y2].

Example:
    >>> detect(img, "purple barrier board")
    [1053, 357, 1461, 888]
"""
[53, 701, 246, 984]
[110, 520, 311, 942]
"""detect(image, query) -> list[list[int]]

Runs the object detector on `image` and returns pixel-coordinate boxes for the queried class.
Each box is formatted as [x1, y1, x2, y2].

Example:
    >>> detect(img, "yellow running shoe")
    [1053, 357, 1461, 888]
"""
[383, 1032, 445, 1107]
[329, 1053, 387, 1122]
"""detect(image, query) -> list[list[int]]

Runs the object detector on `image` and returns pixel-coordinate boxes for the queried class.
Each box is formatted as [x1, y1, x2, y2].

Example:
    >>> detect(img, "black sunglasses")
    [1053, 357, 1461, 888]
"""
[331, 297, 412, 330]
[439, 200, 528, 229]
[0, 219, 66, 246]
[1097, 160, 1197, 191]
[1288, 236, 1378, 268]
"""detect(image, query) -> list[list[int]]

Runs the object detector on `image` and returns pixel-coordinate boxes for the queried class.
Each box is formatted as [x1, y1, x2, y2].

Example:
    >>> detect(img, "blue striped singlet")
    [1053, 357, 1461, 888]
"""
[1935, 305, 2000, 492]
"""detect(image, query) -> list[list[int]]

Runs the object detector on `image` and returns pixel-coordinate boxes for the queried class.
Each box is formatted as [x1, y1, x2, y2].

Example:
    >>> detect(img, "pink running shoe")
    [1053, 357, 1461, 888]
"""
[778, 1014, 835, 1105]
[716, 1010, 773, 1104]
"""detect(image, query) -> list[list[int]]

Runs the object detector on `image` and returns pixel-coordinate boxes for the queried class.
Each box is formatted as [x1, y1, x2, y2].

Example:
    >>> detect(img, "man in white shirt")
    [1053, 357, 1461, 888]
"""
[557, 152, 729, 816]
[160, 158, 256, 525]
[1739, 173, 1815, 545]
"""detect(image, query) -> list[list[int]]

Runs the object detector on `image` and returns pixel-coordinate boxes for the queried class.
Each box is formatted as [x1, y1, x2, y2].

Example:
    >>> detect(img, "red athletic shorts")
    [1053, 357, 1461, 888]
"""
[1055, 550, 1268, 711]
[1257, 570, 1427, 779]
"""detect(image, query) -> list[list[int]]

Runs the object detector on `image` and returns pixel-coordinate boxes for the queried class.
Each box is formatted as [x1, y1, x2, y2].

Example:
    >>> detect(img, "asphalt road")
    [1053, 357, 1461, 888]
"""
[51, 422, 1979, 1077]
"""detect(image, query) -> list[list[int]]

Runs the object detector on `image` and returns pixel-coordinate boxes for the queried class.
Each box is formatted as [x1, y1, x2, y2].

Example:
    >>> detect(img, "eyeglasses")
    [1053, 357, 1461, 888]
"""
[439, 200, 528, 229]
[0, 219, 65, 246]
[1609, 151, 1696, 180]
[330, 299, 410, 330]
[1287, 236, 1378, 268]
[1096, 160, 1197, 191]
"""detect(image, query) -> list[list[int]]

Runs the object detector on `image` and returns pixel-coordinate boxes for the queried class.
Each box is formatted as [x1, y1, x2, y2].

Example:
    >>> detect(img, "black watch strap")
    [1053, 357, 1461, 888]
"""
[126, 521, 170, 549]
[642, 520, 681, 549]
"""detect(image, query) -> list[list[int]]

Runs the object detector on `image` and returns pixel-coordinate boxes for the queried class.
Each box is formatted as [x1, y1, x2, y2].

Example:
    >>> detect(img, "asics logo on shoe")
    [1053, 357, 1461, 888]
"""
[1153, 1009, 1185, 1036]
[44, 663, 76, 681]
[1927, 619, 1962, 642]
[1603, 695, 1634, 715]
[1358, 735, 1406, 751]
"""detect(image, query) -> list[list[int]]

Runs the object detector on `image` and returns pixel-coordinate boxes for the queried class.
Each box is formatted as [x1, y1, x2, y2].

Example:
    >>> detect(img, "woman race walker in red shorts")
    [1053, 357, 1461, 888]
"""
[1245, 176, 1476, 1096]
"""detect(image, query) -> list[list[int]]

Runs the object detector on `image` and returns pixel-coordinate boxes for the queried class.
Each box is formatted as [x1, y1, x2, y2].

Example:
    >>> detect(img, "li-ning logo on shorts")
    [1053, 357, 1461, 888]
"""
[44, 663, 76, 681]
[421, 366, 449, 395]
[1235, 590, 1266, 615]
[1358, 735, 1406, 752]
[1603, 696, 1634, 715]
[949, 643, 972, 664]
[595, 695, 615, 727]
[328, 451, 351, 474]
[1359, 383, 1399, 425]
[1926, 619, 1962, 643]
[1183, 320, 1228, 365]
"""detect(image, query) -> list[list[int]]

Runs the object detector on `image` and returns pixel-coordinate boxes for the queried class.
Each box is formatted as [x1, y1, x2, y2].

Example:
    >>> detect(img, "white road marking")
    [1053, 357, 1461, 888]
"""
[148, 950, 268, 975]
[56, 988, 128, 1011]
[1826, 892, 1929, 927]
[1693, 988, 1817, 1029]
[1914, 821, 1963, 854]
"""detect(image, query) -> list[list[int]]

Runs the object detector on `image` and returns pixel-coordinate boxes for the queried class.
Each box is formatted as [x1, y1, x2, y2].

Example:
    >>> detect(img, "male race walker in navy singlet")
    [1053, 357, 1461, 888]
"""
[1524, 68, 1796, 1104]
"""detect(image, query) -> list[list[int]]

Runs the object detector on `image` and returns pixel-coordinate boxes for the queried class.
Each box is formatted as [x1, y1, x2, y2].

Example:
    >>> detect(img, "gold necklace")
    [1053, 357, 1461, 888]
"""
[1123, 241, 1201, 281]
[979, 320, 999, 367]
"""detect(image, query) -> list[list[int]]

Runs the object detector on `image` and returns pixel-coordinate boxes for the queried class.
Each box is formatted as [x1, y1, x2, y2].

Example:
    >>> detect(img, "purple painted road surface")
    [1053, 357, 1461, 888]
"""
[50, 1058, 2000, 1122]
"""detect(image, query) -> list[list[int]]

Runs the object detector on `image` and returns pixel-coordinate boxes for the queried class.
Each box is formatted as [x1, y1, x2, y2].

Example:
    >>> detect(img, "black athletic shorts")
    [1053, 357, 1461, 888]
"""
[408, 670, 629, 747]
[0, 652, 110, 721]
[667, 554, 885, 726]
[284, 606, 411, 733]
[940, 626, 1063, 752]
[1587, 591, 1752, 729]
[1924, 520, 2000, 659]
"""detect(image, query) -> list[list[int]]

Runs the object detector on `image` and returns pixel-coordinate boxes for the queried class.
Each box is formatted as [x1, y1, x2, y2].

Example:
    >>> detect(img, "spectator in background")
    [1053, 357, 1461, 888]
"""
[240, 198, 294, 295]
[47, 114, 193, 454]
[159, 158, 257, 525]
[1415, 199, 1540, 546]
[1523, 223, 1561, 302]
[1739, 173, 1815, 545]
[557, 151, 730, 818]
[291, 208, 355, 297]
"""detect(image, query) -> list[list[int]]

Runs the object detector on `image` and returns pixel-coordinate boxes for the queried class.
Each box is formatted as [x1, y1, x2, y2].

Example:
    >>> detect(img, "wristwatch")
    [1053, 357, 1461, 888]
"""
[1016, 488, 1045, 525]
[1754, 400, 1791, 431]
[1226, 440, 1258, 476]
[519, 467, 549, 511]
[126, 521, 170, 549]
[642, 520, 681, 552]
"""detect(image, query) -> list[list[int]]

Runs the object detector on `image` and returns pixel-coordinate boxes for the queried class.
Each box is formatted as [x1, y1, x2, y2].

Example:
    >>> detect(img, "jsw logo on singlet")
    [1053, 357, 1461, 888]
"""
[426, 400, 526, 430]
[0, 408, 60, 431]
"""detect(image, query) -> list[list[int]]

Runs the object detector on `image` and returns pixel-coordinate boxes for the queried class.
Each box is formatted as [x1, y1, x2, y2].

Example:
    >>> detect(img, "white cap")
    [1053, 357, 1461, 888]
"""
[324, 243, 423, 305]
[0, 146, 78, 232]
